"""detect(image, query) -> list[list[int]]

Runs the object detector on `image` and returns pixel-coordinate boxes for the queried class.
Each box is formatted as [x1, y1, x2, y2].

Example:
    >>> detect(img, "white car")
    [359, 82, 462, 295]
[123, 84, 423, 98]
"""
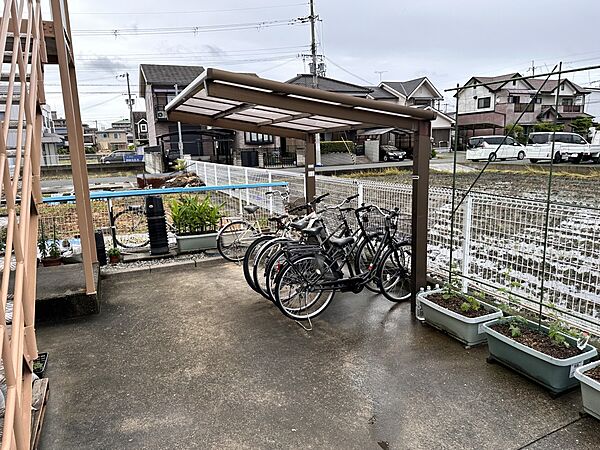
[526, 132, 600, 163]
[466, 136, 526, 162]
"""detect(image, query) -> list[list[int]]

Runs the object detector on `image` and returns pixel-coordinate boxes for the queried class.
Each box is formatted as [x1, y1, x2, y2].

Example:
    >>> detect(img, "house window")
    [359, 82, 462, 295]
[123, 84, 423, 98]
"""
[102, 133, 108, 138]
[113, 133, 119, 139]
[512, 80, 516, 86]
[561, 83, 565, 91]
[477, 97, 491, 109]
[530, 96, 542, 104]
[244, 132, 273, 144]
[139, 123, 147, 133]
[413, 99, 431, 106]
[562, 98, 573, 106]
[508, 96, 520, 104]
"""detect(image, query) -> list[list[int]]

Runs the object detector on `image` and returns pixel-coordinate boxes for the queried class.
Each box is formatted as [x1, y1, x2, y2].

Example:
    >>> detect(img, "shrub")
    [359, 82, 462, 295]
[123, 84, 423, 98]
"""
[169, 195, 223, 235]
[534, 122, 563, 132]
[320, 141, 355, 154]
[505, 123, 527, 144]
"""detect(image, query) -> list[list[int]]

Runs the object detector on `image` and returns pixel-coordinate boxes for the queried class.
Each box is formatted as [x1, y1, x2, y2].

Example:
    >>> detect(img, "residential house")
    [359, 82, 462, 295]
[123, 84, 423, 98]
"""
[96, 128, 128, 152]
[456, 73, 591, 142]
[133, 111, 149, 146]
[41, 104, 62, 166]
[82, 123, 97, 150]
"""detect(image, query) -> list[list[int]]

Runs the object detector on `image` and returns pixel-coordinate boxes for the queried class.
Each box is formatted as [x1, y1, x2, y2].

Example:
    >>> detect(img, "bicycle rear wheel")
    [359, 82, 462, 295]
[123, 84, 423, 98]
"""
[113, 209, 150, 248]
[377, 245, 412, 302]
[354, 234, 386, 293]
[274, 255, 336, 321]
[217, 220, 259, 262]
[243, 234, 276, 292]
[253, 238, 291, 301]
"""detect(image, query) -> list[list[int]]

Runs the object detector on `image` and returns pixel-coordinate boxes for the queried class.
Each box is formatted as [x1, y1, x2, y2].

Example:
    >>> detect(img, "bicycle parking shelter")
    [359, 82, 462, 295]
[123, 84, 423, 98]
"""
[165, 68, 435, 310]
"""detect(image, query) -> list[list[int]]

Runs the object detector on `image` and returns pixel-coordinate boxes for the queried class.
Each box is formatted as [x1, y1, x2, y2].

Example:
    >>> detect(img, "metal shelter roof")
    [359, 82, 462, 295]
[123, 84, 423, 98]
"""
[165, 68, 436, 140]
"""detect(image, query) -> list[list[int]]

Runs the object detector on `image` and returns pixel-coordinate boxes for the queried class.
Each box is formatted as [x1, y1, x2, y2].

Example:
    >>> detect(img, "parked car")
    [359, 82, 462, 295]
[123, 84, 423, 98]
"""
[380, 145, 406, 162]
[466, 136, 526, 162]
[101, 150, 138, 164]
[526, 132, 600, 163]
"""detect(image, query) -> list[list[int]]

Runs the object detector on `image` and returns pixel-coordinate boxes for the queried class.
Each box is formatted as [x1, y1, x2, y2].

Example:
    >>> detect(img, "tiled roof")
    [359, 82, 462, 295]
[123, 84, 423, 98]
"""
[366, 86, 397, 99]
[285, 74, 372, 96]
[139, 64, 205, 97]
[381, 77, 427, 97]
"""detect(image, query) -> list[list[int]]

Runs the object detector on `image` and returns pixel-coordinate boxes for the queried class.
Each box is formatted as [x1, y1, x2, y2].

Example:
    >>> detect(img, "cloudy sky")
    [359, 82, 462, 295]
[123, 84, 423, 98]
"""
[43, 0, 600, 128]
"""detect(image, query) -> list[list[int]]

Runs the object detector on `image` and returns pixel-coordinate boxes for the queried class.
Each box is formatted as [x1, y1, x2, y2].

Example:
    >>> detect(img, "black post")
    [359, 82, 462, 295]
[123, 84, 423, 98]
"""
[411, 120, 431, 314]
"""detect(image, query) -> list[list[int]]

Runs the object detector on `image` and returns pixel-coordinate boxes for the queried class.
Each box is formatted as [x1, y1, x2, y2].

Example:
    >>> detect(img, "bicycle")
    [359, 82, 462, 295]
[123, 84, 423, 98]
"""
[109, 200, 151, 249]
[272, 205, 412, 321]
[216, 189, 290, 262]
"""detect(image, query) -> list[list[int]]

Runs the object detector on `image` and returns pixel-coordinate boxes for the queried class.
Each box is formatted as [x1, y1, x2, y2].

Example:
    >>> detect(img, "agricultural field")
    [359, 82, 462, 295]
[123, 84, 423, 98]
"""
[347, 167, 600, 208]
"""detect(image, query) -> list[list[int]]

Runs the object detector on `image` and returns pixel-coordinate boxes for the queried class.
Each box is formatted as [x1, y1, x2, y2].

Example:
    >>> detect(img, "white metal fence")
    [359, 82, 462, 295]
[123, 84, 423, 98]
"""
[191, 161, 600, 335]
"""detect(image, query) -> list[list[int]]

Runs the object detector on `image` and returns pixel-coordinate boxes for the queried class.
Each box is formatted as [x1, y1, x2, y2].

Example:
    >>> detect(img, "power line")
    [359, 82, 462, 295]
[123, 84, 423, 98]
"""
[73, 18, 308, 37]
[324, 56, 375, 85]
[70, 2, 308, 16]
[74, 45, 309, 59]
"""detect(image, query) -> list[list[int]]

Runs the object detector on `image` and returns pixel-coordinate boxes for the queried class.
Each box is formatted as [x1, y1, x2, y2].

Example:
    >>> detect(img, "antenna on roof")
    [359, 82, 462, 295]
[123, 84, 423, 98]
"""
[374, 70, 388, 82]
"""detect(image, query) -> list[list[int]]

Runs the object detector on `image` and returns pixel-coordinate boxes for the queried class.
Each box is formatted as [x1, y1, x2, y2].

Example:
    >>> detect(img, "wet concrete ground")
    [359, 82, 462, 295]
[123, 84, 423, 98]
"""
[36, 260, 599, 449]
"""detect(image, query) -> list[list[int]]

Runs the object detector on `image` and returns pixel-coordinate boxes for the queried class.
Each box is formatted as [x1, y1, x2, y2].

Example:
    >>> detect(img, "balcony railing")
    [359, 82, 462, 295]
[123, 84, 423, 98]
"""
[513, 103, 535, 113]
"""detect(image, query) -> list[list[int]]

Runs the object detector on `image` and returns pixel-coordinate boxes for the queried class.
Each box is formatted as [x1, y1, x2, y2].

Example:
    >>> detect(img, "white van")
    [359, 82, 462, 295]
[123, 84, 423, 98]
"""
[466, 135, 526, 162]
[526, 132, 600, 163]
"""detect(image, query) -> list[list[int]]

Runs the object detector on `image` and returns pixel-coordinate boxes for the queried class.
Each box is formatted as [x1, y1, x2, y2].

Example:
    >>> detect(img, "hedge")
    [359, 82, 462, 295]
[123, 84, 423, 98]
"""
[320, 140, 355, 154]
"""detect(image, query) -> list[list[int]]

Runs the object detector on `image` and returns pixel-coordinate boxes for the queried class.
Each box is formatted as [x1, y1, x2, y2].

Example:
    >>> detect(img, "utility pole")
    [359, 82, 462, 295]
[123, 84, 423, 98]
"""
[309, 0, 318, 89]
[120, 72, 137, 147]
[531, 60, 535, 76]
[174, 83, 184, 160]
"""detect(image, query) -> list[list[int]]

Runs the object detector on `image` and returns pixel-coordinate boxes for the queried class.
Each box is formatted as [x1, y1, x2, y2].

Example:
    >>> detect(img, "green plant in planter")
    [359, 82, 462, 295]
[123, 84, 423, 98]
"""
[169, 195, 223, 235]
[460, 295, 481, 313]
[48, 242, 61, 258]
[107, 247, 121, 258]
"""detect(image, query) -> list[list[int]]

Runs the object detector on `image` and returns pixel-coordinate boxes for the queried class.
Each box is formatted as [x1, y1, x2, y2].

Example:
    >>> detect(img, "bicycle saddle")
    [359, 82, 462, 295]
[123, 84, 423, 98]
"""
[268, 214, 288, 223]
[301, 226, 323, 237]
[329, 236, 355, 247]
[243, 205, 260, 214]
[290, 218, 309, 230]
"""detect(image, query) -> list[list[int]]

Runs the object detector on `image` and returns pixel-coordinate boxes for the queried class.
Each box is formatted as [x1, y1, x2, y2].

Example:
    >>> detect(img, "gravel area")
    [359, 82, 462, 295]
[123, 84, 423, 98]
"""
[101, 249, 213, 274]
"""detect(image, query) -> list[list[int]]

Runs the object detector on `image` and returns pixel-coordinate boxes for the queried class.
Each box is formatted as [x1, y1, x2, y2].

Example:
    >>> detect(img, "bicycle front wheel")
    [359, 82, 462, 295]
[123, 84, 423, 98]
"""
[377, 245, 412, 302]
[217, 220, 260, 262]
[113, 209, 150, 248]
[274, 255, 336, 321]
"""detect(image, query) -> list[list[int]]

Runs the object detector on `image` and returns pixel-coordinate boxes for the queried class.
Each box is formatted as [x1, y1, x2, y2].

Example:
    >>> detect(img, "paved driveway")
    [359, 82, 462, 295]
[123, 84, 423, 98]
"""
[36, 260, 599, 449]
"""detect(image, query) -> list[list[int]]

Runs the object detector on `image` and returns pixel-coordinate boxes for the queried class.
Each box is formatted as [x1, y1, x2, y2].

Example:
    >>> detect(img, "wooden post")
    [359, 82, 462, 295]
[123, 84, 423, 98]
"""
[411, 121, 431, 314]
[51, 0, 97, 294]
[304, 134, 316, 201]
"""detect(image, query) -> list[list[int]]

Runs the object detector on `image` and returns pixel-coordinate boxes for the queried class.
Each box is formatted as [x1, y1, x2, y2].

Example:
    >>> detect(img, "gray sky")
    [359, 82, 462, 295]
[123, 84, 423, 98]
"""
[43, 0, 600, 128]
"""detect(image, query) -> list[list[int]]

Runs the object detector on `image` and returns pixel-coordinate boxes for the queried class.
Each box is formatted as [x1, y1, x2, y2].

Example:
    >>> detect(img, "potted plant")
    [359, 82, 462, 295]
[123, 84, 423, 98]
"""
[575, 358, 600, 420]
[107, 247, 121, 264]
[38, 222, 62, 267]
[483, 317, 598, 395]
[417, 285, 503, 347]
[33, 352, 49, 378]
[169, 195, 223, 253]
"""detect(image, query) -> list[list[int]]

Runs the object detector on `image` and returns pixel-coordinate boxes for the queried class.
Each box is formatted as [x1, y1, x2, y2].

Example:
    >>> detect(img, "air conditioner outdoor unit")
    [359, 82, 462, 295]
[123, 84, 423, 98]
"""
[156, 111, 167, 120]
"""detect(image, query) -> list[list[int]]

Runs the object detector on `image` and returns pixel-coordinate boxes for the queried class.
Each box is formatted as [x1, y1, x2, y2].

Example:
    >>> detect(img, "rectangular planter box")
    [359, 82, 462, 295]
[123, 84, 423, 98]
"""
[483, 318, 598, 394]
[575, 360, 600, 420]
[418, 289, 503, 346]
[175, 232, 218, 253]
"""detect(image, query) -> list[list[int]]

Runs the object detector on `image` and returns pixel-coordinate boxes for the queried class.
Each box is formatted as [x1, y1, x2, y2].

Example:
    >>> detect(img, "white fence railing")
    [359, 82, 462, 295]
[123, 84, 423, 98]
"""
[191, 161, 600, 335]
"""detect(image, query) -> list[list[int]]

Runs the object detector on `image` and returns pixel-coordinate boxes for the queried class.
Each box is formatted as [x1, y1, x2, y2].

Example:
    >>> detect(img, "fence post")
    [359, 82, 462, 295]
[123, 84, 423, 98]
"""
[357, 182, 364, 206]
[268, 172, 274, 214]
[203, 162, 208, 185]
[214, 164, 218, 186]
[461, 194, 473, 293]
[227, 165, 232, 186]
[245, 168, 250, 205]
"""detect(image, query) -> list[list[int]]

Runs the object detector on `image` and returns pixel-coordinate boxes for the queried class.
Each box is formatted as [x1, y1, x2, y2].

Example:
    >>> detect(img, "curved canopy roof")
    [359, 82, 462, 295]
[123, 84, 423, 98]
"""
[165, 68, 435, 140]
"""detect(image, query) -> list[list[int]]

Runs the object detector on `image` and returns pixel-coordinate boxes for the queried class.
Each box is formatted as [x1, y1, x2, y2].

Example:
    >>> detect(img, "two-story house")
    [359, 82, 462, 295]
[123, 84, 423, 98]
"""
[456, 73, 591, 141]
[96, 128, 128, 153]
[133, 111, 149, 146]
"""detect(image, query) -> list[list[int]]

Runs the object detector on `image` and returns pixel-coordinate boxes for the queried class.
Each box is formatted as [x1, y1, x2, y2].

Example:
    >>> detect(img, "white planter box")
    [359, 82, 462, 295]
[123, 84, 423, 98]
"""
[418, 289, 502, 346]
[175, 232, 218, 253]
[575, 360, 600, 420]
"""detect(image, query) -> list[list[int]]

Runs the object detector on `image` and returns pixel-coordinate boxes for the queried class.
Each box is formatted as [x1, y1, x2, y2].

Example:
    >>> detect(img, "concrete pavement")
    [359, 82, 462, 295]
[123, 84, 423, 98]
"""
[36, 261, 599, 449]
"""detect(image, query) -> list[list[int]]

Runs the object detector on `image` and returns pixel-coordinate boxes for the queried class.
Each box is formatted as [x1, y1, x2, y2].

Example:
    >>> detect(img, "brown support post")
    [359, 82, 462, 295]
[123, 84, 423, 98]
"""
[304, 134, 316, 201]
[411, 121, 431, 314]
